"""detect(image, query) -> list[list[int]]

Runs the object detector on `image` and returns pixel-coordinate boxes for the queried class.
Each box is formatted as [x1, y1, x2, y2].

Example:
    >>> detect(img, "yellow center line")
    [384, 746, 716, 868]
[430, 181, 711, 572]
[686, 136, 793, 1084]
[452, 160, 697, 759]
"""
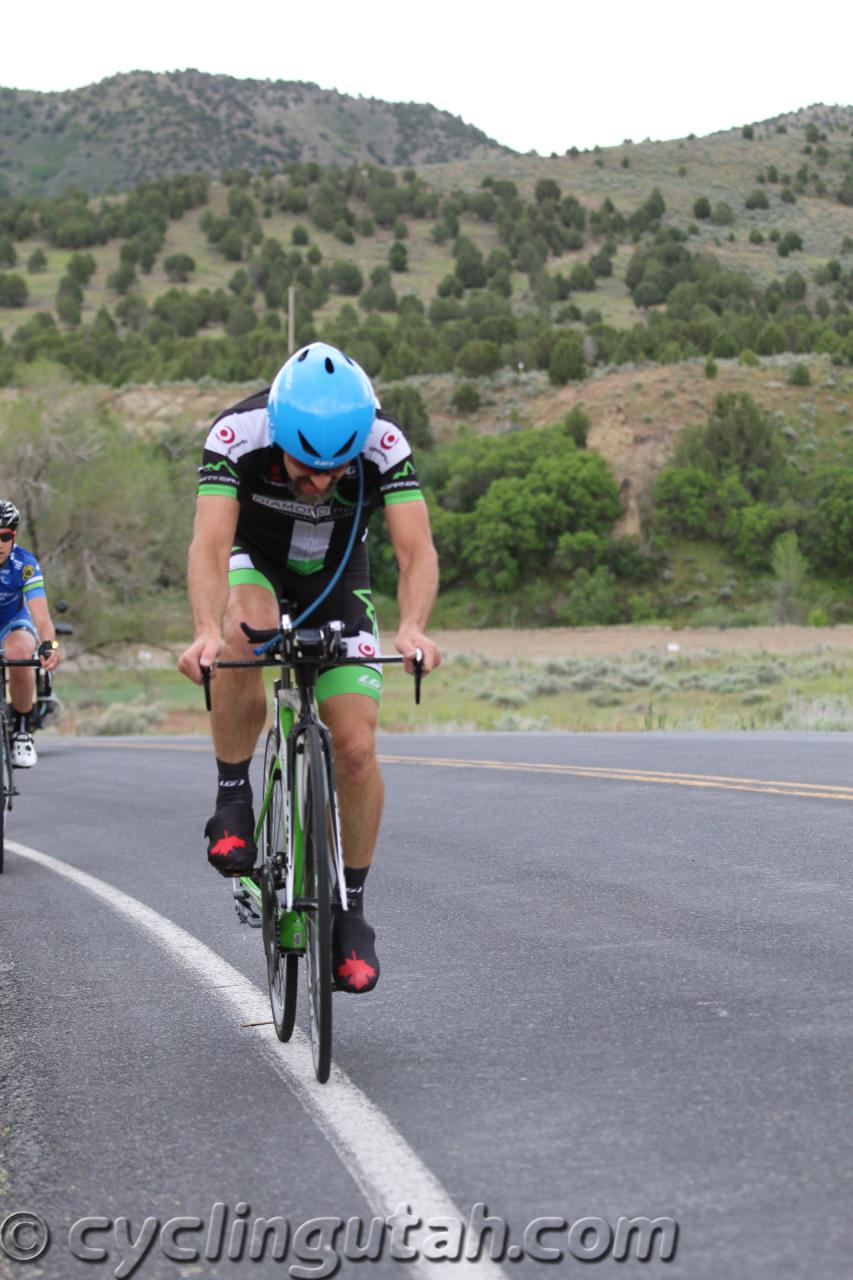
[377, 754, 853, 803]
[59, 740, 853, 802]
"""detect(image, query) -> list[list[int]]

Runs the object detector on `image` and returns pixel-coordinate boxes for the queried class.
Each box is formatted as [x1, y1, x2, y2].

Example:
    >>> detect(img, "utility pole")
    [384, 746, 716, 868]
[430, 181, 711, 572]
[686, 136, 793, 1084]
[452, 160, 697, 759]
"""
[287, 286, 295, 355]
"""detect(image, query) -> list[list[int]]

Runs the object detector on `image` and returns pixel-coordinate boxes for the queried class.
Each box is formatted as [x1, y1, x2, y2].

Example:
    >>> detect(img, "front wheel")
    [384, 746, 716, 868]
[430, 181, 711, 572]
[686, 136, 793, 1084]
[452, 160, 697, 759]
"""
[260, 728, 298, 1041]
[300, 725, 334, 1082]
[0, 728, 10, 874]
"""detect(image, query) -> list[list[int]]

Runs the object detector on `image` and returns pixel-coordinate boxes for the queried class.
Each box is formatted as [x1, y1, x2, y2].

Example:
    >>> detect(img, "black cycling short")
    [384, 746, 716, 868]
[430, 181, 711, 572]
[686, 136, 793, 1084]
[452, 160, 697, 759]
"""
[228, 540, 382, 701]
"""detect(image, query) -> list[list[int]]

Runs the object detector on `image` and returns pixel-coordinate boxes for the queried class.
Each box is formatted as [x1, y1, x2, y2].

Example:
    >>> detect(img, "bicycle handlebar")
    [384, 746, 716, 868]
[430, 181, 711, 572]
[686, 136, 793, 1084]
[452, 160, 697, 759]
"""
[0, 657, 42, 667]
[200, 629, 424, 711]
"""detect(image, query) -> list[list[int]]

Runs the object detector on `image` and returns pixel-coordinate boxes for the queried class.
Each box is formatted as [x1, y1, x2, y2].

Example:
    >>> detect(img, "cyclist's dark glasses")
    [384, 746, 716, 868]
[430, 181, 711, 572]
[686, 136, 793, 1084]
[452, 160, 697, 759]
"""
[0, 531, 15, 543]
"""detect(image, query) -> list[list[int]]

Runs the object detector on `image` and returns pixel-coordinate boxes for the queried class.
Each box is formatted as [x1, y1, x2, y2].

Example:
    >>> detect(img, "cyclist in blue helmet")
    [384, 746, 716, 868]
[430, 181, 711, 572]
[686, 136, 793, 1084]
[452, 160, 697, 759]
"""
[179, 343, 441, 993]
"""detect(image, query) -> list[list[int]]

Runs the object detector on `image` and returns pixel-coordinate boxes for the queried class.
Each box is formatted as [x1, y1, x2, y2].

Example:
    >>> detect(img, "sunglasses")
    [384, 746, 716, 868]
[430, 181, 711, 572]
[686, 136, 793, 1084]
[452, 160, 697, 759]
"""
[0, 531, 15, 543]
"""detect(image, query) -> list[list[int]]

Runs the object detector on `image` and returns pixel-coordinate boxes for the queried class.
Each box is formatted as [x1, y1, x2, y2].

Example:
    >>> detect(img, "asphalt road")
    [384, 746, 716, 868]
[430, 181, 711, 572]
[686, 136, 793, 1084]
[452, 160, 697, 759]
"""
[1, 731, 851, 1279]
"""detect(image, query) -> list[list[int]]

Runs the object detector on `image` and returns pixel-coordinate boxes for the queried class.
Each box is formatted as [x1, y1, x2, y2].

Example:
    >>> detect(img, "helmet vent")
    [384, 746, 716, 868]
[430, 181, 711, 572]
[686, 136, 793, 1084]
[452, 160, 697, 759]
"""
[297, 348, 310, 362]
[297, 430, 322, 458]
[324, 357, 335, 373]
[333, 432, 357, 458]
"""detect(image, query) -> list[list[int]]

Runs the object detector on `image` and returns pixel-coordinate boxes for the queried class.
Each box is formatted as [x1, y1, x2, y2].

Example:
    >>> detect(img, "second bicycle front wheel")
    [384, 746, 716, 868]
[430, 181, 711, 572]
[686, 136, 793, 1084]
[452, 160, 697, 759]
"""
[0, 727, 10, 874]
[301, 725, 333, 1082]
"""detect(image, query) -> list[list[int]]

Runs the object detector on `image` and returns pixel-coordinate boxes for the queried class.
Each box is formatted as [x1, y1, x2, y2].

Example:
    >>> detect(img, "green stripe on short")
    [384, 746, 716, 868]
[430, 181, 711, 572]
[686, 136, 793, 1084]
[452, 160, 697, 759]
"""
[229, 567, 276, 593]
[317, 665, 383, 703]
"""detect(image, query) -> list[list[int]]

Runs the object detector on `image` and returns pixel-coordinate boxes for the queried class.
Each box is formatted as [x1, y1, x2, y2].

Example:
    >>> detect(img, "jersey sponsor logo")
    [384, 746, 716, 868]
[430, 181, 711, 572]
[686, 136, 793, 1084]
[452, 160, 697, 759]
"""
[392, 460, 416, 480]
[365, 419, 410, 472]
[251, 494, 341, 519]
[202, 458, 239, 478]
[357, 641, 376, 657]
[357, 674, 382, 690]
[22, 564, 34, 579]
[217, 425, 236, 445]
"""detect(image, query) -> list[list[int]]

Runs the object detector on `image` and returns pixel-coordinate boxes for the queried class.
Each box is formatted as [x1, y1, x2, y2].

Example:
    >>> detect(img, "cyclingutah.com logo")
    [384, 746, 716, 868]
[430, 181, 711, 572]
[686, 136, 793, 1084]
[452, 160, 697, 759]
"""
[0, 1203, 678, 1276]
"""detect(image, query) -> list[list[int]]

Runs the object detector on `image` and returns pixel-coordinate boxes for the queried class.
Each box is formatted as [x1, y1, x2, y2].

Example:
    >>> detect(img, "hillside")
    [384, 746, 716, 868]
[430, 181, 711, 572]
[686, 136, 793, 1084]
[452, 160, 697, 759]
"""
[0, 70, 510, 197]
[1, 100, 852, 639]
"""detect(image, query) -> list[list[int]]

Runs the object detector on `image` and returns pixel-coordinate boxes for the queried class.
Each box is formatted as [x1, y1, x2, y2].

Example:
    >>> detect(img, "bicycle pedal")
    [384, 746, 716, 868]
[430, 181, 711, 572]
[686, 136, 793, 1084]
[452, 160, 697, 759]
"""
[233, 891, 263, 928]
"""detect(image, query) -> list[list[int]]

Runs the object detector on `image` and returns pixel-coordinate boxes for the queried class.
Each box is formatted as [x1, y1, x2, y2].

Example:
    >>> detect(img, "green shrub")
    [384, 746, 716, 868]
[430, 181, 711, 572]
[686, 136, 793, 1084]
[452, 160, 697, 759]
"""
[788, 362, 811, 386]
[563, 405, 590, 448]
[548, 335, 585, 385]
[457, 339, 501, 377]
[451, 383, 481, 414]
[653, 466, 713, 536]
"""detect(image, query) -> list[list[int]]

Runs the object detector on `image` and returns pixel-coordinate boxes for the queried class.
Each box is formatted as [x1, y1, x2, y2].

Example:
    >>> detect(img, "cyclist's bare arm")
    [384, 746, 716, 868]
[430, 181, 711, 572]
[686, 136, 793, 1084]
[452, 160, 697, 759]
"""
[178, 495, 239, 683]
[27, 596, 60, 671]
[385, 500, 441, 674]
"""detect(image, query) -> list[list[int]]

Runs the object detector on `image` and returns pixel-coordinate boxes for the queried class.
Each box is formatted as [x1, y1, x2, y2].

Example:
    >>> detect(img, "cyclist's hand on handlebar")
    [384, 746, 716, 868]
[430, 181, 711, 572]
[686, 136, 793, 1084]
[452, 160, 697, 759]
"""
[178, 631, 222, 684]
[37, 640, 61, 671]
[395, 628, 441, 675]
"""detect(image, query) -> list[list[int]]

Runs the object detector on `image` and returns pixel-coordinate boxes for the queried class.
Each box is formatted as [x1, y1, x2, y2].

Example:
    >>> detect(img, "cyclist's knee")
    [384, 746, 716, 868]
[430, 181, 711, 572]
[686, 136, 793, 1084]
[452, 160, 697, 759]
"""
[331, 720, 378, 785]
[221, 588, 278, 655]
[2, 629, 35, 659]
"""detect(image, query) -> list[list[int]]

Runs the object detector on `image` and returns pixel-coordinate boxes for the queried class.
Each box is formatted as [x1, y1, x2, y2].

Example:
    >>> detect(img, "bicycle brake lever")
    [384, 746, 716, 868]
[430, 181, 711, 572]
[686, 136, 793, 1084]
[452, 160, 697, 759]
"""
[414, 647, 423, 705]
[201, 664, 212, 712]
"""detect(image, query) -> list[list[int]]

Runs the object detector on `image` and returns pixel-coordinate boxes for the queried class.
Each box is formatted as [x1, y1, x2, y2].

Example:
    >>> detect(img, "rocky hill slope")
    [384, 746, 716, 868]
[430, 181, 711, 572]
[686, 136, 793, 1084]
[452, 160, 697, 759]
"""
[0, 69, 510, 196]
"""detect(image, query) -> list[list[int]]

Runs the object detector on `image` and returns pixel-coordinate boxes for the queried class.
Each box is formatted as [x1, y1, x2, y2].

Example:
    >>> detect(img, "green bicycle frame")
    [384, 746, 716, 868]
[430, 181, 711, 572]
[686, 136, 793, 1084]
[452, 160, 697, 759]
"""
[236, 685, 307, 952]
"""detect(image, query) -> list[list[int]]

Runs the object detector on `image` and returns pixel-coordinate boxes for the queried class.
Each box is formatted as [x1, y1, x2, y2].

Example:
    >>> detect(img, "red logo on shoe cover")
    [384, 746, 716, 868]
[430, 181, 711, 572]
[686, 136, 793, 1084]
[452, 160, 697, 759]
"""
[380, 431, 397, 451]
[358, 642, 375, 657]
[337, 951, 376, 991]
[210, 830, 247, 857]
[217, 425, 236, 445]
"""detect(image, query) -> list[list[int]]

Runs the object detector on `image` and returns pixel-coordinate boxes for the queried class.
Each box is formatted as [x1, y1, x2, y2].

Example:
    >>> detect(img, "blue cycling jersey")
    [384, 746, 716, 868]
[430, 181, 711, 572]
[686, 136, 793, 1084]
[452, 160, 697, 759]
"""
[0, 546, 46, 629]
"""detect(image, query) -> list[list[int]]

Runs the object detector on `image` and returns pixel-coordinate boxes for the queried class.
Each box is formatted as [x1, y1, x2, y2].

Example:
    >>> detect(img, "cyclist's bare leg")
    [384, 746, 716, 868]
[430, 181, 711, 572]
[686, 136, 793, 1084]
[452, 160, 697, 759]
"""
[210, 584, 279, 763]
[319, 693, 383, 869]
[3, 629, 36, 715]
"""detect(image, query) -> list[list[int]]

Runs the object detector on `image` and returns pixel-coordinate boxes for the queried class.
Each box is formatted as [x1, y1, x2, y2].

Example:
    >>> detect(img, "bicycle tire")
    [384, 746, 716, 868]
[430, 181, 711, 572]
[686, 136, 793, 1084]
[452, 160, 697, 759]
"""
[0, 726, 9, 874]
[260, 728, 298, 1041]
[301, 724, 333, 1082]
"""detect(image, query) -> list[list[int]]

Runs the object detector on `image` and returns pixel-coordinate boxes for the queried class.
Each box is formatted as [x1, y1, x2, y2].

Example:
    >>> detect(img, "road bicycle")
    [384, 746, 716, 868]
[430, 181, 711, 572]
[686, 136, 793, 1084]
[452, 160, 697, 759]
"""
[0, 656, 41, 875]
[2, 604, 73, 737]
[203, 609, 422, 1082]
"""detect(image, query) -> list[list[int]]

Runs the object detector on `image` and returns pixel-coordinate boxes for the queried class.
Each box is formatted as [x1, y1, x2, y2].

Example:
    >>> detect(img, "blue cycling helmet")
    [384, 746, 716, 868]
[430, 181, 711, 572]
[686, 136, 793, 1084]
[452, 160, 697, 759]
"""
[267, 343, 376, 469]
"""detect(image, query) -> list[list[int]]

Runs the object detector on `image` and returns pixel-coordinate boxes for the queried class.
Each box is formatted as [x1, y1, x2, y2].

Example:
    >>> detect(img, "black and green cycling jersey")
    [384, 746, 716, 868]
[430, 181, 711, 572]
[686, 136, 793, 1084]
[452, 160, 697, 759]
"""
[198, 388, 423, 577]
[198, 387, 425, 703]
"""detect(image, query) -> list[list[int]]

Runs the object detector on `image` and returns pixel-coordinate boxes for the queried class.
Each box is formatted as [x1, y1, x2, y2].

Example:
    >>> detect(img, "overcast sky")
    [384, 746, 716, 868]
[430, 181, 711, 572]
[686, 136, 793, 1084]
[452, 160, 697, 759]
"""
[2, 1, 851, 154]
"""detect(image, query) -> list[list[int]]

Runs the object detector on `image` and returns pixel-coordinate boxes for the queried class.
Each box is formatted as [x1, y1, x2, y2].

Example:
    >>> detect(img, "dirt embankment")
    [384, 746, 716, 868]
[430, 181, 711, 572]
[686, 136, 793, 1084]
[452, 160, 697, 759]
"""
[427, 625, 853, 661]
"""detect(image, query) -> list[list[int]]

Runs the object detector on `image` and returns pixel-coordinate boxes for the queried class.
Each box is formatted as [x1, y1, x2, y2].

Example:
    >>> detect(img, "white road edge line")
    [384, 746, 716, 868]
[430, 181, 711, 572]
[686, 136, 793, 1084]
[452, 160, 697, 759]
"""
[8, 840, 507, 1278]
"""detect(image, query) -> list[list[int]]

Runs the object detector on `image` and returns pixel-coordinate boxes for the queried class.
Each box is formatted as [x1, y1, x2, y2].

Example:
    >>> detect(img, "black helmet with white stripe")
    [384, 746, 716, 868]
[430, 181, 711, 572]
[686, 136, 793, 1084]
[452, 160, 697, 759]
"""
[0, 500, 20, 530]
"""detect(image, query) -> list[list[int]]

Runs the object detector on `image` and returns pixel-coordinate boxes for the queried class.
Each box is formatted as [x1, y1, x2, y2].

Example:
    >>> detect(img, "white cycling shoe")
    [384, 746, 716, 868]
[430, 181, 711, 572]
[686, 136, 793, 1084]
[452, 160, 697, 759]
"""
[11, 732, 37, 768]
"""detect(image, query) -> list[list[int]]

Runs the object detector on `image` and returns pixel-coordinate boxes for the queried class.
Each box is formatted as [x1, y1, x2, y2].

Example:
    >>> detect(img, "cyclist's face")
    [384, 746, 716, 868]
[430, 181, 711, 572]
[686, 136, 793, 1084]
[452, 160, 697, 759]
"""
[282, 453, 349, 503]
[0, 530, 14, 566]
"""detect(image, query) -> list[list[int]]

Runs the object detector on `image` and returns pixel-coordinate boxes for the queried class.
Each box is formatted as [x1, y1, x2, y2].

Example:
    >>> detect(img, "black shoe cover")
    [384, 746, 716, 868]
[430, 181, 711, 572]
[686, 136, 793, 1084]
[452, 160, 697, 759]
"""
[205, 805, 257, 876]
[333, 910, 380, 993]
